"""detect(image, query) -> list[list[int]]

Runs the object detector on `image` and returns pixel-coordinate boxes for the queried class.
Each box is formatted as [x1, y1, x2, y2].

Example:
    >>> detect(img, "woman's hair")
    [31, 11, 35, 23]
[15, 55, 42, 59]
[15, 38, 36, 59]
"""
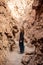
[20, 26, 24, 32]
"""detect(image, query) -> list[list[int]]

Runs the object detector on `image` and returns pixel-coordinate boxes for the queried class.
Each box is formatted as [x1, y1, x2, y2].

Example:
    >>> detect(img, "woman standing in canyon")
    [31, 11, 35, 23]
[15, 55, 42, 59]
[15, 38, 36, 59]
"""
[19, 26, 24, 53]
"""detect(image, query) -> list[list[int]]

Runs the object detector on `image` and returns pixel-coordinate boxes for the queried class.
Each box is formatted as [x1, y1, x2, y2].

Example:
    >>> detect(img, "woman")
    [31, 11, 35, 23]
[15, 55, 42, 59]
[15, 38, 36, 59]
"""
[19, 27, 24, 53]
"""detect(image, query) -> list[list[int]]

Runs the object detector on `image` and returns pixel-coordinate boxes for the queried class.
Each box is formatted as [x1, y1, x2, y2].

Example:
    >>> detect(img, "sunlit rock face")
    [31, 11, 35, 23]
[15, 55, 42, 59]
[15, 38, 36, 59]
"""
[6, 0, 34, 22]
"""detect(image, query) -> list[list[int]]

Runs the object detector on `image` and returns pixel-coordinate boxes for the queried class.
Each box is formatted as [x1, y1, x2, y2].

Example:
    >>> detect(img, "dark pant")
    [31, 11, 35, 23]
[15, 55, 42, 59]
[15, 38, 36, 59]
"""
[19, 41, 24, 53]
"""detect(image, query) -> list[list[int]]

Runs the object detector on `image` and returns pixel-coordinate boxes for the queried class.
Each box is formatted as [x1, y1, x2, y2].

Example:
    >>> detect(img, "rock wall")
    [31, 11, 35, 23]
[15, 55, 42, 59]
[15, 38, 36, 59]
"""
[0, 0, 43, 65]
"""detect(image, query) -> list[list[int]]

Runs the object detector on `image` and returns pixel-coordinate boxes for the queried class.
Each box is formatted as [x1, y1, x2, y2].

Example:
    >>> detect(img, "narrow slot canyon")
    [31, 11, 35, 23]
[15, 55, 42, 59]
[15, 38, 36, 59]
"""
[0, 0, 43, 65]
